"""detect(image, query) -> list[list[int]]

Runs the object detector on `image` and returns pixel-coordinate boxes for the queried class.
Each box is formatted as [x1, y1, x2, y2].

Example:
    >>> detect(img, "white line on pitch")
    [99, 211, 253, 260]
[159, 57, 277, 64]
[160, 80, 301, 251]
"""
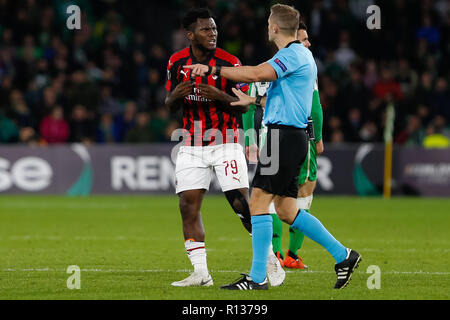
[1, 268, 449, 276]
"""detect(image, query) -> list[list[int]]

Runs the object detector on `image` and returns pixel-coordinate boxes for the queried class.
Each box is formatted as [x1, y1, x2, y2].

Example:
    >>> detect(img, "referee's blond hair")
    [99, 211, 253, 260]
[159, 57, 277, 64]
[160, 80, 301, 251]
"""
[270, 4, 300, 36]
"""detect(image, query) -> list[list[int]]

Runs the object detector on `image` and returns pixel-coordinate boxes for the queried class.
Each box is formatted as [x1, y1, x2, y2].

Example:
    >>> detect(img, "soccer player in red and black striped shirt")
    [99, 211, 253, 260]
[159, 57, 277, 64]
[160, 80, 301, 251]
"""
[165, 8, 284, 287]
[165, 21, 247, 147]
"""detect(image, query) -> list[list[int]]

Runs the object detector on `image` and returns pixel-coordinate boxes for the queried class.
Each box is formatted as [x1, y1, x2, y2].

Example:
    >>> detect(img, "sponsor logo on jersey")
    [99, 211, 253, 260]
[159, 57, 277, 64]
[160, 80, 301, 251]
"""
[274, 58, 287, 72]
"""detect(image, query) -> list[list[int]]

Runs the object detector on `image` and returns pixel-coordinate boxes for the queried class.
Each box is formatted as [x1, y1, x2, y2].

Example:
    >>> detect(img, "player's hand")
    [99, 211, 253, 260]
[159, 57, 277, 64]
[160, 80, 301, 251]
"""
[172, 81, 193, 99]
[197, 83, 224, 100]
[246, 144, 259, 163]
[230, 88, 254, 107]
[184, 64, 209, 77]
[316, 139, 324, 155]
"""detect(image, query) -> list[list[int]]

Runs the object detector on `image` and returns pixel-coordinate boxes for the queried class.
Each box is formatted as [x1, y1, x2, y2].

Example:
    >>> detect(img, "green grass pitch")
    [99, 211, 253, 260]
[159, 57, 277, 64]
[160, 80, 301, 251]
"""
[0, 195, 449, 300]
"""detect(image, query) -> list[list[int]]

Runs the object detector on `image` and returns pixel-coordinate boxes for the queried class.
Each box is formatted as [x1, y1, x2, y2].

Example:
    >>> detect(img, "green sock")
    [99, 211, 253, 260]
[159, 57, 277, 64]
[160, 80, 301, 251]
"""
[271, 214, 283, 253]
[288, 226, 305, 255]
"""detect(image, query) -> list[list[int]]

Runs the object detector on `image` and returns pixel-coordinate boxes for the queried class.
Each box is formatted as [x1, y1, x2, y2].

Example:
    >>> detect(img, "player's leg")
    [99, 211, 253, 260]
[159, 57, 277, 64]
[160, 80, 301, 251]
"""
[297, 180, 316, 208]
[284, 181, 315, 269]
[264, 201, 285, 286]
[224, 188, 252, 233]
[296, 140, 316, 212]
[269, 202, 284, 265]
[172, 188, 213, 287]
[215, 143, 252, 232]
[172, 147, 213, 287]
[179, 189, 207, 241]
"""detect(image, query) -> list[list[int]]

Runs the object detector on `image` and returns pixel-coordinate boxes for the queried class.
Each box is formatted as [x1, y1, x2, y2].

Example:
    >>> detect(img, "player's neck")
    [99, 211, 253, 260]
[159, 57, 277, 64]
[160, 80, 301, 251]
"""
[191, 44, 214, 63]
[274, 35, 298, 51]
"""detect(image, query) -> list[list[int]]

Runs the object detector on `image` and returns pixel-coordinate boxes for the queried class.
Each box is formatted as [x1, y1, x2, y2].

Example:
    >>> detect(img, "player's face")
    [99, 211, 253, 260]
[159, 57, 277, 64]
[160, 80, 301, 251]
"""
[298, 29, 311, 48]
[191, 18, 218, 51]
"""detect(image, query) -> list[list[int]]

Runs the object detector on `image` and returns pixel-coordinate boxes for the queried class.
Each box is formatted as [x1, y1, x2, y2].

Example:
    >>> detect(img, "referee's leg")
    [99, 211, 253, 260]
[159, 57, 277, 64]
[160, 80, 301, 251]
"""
[247, 187, 275, 284]
[274, 194, 347, 263]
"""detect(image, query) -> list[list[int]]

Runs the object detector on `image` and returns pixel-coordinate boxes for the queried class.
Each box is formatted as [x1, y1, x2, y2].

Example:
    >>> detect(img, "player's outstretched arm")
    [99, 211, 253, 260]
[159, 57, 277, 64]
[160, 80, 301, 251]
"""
[184, 63, 277, 83]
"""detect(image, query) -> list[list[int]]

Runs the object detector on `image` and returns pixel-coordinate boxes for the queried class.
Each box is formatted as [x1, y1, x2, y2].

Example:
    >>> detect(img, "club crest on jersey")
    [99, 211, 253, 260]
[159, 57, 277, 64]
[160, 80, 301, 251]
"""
[274, 58, 287, 72]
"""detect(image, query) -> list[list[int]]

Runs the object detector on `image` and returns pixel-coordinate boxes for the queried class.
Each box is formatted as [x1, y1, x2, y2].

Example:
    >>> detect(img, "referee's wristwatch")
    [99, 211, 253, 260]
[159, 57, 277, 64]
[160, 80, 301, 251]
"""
[254, 95, 263, 107]
[214, 65, 222, 76]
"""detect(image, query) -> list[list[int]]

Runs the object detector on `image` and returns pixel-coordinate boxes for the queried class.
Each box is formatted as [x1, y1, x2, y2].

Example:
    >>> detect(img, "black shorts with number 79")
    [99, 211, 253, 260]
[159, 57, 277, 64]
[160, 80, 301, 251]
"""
[252, 124, 308, 198]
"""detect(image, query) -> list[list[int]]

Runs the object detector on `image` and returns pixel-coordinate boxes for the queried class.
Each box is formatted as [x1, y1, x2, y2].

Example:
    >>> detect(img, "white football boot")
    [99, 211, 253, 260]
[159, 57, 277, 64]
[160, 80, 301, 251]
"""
[171, 272, 214, 287]
[267, 249, 285, 286]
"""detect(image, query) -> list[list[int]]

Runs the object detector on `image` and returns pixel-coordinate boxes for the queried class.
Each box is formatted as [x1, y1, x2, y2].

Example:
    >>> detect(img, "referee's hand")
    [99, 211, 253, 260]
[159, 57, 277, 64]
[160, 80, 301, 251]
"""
[230, 88, 254, 107]
[184, 64, 209, 77]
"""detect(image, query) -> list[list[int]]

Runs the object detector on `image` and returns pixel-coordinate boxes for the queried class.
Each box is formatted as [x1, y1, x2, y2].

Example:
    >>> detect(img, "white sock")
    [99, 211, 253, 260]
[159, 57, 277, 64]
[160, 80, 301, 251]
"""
[268, 243, 274, 256]
[297, 194, 313, 210]
[185, 239, 208, 275]
[268, 202, 276, 214]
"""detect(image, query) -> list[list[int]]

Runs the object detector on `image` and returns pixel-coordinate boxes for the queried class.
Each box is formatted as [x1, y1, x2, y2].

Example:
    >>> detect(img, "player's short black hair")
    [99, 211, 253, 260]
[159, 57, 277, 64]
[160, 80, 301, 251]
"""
[299, 21, 307, 31]
[182, 7, 215, 31]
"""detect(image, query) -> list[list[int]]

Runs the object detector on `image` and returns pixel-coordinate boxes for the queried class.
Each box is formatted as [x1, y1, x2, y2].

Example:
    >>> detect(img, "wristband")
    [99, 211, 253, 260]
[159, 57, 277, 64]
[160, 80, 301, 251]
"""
[214, 65, 222, 76]
[255, 95, 263, 107]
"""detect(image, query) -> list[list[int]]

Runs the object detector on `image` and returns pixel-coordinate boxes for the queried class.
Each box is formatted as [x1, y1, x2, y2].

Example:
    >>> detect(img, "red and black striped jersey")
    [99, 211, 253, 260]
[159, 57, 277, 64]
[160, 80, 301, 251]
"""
[165, 46, 246, 146]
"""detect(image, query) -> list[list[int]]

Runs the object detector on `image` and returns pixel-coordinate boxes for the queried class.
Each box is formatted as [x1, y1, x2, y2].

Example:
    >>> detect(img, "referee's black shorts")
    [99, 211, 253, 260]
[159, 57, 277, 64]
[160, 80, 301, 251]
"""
[252, 124, 308, 198]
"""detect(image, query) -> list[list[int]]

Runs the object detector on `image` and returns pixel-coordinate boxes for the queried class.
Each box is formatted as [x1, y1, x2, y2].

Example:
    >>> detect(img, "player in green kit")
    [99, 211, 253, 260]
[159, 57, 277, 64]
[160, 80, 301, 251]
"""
[242, 22, 324, 269]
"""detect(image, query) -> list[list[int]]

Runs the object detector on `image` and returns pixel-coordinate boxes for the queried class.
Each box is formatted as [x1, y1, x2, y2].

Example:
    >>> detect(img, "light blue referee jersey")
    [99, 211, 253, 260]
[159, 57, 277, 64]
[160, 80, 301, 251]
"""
[264, 41, 317, 129]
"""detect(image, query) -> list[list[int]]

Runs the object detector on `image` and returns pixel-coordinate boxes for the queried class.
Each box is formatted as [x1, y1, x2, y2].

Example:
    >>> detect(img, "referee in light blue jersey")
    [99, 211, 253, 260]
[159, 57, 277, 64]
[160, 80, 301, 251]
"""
[264, 40, 315, 129]
[251, 31, 317, 199]
[185, 3, 361, 290]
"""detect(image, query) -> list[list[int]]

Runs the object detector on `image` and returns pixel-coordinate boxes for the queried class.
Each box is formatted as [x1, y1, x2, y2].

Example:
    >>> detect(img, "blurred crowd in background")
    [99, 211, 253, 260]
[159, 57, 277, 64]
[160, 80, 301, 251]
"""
[0, 0, 449, 147]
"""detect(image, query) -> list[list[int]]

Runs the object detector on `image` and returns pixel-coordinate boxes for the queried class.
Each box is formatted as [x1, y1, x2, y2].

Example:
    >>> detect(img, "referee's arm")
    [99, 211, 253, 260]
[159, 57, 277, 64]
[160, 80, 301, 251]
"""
[218, 63, 277, 83]
[185, 63, 277, 83]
